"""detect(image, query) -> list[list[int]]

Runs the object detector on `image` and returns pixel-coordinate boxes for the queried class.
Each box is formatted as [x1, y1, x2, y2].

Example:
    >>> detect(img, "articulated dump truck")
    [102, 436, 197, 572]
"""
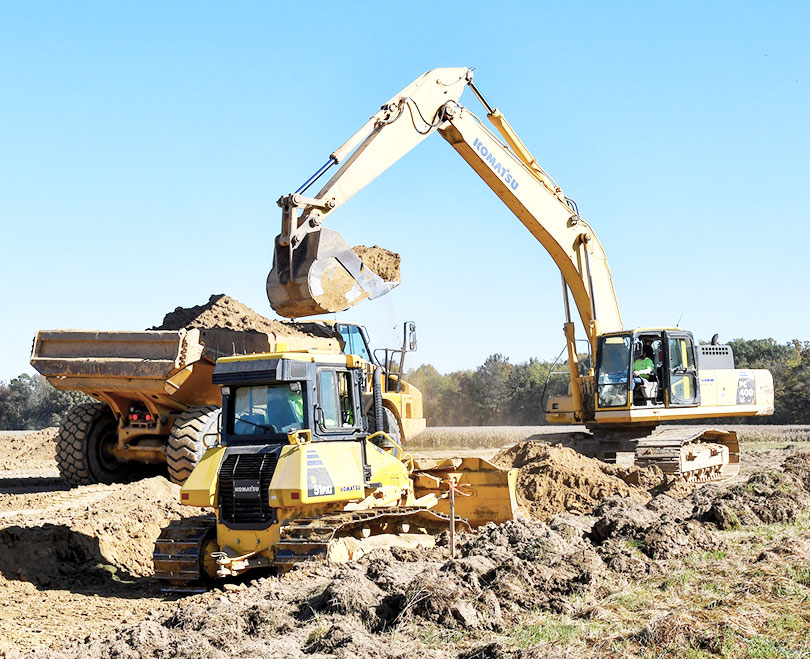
[30, 321, 425, 486]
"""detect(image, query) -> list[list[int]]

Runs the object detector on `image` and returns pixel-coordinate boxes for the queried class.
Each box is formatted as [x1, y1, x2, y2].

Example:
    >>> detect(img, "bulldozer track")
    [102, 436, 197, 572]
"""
[275, 506, 470, 565]
[153, 514, 216, 588]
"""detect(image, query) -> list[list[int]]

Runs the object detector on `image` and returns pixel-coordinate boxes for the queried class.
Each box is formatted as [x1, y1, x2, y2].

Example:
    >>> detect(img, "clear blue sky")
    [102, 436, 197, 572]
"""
[1, 1, 808, 381]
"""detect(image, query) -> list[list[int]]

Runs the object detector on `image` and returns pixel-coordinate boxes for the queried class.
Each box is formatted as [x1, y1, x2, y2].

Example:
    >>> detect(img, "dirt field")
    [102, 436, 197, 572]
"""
[2, 427, 809, 657]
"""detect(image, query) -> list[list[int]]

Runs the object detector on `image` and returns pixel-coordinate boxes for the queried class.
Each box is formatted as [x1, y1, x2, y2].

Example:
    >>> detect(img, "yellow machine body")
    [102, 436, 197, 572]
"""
[155, 349, 518, 584]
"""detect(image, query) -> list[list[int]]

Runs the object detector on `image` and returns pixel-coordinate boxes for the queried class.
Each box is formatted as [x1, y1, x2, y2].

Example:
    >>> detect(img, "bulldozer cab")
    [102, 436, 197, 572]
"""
[213, 354, 368, 447]
[594, 329, 700, 411]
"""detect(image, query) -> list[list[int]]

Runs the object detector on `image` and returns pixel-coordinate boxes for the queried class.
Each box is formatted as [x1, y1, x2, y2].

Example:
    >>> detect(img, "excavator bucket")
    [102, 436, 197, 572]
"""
[266, 228, 398, 318]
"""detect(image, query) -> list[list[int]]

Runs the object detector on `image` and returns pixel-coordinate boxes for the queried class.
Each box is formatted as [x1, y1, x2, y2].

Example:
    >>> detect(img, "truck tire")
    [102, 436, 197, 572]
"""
[167, 406, 220, 485]
[56, 402, 128, 486]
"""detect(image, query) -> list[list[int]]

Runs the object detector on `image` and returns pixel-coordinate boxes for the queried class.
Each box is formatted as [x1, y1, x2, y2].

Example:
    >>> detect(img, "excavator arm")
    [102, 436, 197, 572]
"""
[267, 68, 624, 411]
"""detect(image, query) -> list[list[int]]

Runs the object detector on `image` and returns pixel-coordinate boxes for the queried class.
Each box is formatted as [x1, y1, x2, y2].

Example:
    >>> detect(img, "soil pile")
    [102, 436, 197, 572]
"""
[702, 451, 810, 528]
[0, 428, 57, 472]
[52, 518, 609, 658]
[0, 477, 190, 588]
[153, 294, 326, 338]
[494, 442, 652, 520]
[353, 245, 401, 283]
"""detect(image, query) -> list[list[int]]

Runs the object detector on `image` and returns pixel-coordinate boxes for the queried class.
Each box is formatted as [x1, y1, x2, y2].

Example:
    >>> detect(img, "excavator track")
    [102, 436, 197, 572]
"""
[583, 427, 740, 482]
[634, 428, 740, 481]
[153, 514, 217, 591]
[275, 506, 470, 566]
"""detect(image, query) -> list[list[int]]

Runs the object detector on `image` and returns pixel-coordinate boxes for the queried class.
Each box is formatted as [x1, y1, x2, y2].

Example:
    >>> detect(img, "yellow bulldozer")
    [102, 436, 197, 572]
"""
[153, 347, 516, 586]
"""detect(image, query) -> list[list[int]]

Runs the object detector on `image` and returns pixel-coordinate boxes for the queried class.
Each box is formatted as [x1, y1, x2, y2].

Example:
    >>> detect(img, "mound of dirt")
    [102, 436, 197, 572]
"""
[353, 245, 401, 283]
[494, 442, 651, 520]
[703, 452, 810, 529]
[153, 294, 326, 338]
[0, 477, 190, 588]
[55, 518, 605, 658]
[0, 427, 57, 472]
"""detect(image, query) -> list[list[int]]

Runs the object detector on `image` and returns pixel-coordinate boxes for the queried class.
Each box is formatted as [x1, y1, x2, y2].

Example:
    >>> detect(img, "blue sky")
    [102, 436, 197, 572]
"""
[1, 2, 808, 381]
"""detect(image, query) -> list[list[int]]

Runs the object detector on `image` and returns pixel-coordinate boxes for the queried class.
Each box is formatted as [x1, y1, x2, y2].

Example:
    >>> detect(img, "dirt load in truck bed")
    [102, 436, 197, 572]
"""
[151, 294, 332, 338]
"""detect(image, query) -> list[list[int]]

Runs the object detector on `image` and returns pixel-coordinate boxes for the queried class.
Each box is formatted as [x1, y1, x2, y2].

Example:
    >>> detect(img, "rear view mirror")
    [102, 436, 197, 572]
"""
[406, 321, 417, 352]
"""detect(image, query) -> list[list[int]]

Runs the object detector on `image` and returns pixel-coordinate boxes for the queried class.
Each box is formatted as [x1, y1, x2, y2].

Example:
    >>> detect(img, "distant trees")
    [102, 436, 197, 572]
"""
[0, 374, 90, 430]
[407, 353, 571, 426]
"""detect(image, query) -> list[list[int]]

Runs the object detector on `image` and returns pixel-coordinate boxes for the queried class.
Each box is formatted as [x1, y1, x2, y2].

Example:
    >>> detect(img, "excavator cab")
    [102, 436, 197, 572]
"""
[594, 329, 700, 412]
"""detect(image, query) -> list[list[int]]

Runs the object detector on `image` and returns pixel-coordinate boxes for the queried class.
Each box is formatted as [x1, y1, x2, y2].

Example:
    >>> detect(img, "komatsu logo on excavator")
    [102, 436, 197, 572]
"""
[473, 138, 519, 190]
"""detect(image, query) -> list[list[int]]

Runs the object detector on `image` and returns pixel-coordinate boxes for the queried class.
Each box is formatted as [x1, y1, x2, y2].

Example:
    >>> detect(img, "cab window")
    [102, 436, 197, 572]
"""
[596, 336, 630, 408]
[232, 384, 304, 436]
[337, 324, 371, 361]
[317, 370, 357, 429]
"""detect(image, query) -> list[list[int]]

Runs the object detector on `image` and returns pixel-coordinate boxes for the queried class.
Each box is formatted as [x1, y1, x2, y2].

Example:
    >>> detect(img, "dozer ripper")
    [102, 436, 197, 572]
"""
[153, 348, 517, 586]
[265, 67, 774, 481]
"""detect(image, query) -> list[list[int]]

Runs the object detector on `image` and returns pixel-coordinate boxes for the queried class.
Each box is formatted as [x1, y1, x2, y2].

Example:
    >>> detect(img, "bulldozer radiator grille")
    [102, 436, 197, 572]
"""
[218, 453, 278, 526]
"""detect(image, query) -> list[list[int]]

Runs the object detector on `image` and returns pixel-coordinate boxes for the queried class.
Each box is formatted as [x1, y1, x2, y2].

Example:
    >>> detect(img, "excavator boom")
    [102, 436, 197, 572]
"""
[267, 68, 623, 359]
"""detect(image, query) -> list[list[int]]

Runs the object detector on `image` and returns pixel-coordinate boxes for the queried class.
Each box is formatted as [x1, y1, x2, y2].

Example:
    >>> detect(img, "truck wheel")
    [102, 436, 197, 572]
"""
[167, 406, 220, 485]
[56, 402, 128, 486]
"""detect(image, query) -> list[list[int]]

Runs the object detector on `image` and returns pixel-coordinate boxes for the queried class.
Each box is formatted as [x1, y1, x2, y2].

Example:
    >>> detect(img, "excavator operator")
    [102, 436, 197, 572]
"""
[632, 345, 655, 389]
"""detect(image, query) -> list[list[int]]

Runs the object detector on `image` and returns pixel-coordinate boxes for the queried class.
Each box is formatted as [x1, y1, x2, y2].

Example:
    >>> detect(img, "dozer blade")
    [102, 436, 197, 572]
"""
[267, 228, 398, 318]
[412, 457, 519, 528]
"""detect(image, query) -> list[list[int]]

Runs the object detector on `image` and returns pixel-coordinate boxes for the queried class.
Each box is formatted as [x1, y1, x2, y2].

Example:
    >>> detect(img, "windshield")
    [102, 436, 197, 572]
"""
[231, 384, 304, 437]
[337, 324, 371, 362]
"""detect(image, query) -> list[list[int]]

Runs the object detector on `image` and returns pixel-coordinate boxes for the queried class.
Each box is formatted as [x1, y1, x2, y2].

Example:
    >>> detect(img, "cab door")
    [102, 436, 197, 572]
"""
[664, 331, 700, 407]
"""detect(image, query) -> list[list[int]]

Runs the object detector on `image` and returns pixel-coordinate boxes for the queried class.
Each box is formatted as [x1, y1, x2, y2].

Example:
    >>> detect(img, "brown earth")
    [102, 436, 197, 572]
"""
[352, 245, 401, 283]
[1, 431, 809, 656]
[0, 429, 57, 472]
[493, 442, 658, 520]
[152, 293, 328, 338]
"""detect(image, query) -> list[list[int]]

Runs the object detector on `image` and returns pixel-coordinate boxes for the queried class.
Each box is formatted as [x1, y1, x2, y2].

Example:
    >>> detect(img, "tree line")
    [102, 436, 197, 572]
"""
[1, 337, 808, 429]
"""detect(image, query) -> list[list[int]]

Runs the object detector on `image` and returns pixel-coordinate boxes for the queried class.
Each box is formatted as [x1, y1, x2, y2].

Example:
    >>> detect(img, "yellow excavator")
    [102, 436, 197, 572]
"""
[265, 67, 774, 481]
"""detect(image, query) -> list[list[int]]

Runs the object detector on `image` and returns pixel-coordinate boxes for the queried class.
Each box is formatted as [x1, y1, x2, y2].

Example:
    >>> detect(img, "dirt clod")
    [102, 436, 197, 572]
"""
[352, 245, 401, 283]
[494, 443, 650, 520]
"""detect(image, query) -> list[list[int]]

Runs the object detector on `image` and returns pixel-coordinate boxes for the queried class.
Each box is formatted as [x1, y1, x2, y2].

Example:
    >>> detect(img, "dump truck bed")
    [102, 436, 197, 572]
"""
[31, 328, 339, 410]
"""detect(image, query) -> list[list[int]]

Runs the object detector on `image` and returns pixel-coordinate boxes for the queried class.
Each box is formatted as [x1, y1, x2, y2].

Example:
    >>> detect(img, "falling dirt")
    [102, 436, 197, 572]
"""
[152, 293, 332, 339]
[352, 245, 401, 283]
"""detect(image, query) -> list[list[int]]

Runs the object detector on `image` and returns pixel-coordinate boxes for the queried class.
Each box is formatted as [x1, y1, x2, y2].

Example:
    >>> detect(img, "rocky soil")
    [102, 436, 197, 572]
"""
[1, 429, 809, 657]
